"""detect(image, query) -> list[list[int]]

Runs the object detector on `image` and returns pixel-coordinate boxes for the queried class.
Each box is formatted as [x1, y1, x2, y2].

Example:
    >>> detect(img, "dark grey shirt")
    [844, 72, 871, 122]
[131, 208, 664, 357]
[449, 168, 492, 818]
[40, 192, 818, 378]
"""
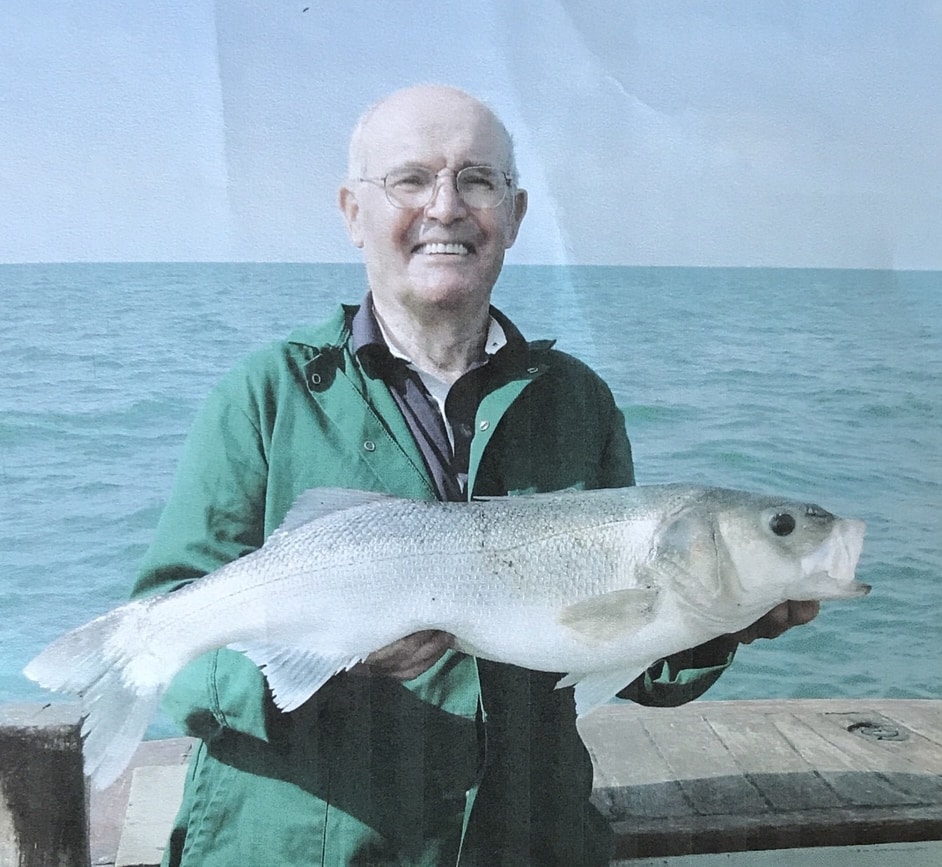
[350, 294, 527, 502]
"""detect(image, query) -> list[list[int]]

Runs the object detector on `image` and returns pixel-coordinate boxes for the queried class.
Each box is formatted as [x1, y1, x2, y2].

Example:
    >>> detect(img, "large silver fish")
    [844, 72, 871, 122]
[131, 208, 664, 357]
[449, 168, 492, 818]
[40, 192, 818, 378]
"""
[25, 485, 868, 788]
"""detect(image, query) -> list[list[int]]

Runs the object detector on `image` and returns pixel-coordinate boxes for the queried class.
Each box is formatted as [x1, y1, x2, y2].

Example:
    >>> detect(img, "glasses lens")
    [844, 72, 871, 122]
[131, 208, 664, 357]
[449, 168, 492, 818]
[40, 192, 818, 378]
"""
[457, 167, 508, 208]
[382, 166, 509, 209]
[384, 167, 436, 208]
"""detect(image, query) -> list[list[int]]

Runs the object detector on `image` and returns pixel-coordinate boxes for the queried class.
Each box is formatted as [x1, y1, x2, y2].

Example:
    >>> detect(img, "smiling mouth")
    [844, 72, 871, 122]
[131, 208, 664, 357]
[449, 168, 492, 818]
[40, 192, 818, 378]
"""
[413, 242, 473, 256]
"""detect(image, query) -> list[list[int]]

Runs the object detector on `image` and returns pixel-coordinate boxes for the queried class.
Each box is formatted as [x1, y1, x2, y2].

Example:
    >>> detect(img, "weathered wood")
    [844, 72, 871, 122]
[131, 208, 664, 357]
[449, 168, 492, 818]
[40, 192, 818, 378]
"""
[615, 840, 942, 867]
[90, 738, 194, 867]
[609, 806, 942, 859]
[579, 699, 942, 859]
[769, 711, 918, 806]
[114, 765, 188, 867]
[77, 699, 942, 864]
[705, 716, 842, 811]
[0, 702, 90, 867]
[638, 713, 770, 816]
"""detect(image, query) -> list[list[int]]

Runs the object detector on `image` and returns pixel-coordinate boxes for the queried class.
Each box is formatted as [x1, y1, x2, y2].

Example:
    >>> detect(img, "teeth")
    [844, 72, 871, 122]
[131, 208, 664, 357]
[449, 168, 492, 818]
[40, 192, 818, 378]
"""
[419, 243, 470, 255]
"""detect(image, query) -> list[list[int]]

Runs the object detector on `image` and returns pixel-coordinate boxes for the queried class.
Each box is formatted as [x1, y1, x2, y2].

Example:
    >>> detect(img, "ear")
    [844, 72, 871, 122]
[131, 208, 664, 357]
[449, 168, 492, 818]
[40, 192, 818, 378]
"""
[503, 187, 528, 248]
[338, 184, 364, 248]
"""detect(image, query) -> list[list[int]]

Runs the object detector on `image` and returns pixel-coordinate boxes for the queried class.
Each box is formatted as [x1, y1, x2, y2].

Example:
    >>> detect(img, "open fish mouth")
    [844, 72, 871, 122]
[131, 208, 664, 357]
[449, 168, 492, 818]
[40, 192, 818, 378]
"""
[801, 518, 870, 598]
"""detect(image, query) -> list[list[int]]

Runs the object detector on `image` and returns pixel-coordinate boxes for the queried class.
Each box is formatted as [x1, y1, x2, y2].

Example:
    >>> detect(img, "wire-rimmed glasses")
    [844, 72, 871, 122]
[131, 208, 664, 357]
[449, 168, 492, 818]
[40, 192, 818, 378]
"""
[357, 165, 513, 210]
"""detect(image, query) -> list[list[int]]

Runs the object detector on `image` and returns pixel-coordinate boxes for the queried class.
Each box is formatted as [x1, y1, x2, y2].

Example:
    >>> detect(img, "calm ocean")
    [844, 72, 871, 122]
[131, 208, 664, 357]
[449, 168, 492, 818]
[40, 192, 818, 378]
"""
[2, 263, 939, 737]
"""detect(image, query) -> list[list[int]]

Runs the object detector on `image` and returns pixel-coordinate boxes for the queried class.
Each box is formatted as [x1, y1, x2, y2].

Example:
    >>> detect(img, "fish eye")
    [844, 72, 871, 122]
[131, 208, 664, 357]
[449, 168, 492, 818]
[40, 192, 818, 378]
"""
[769, 512, 797, 537]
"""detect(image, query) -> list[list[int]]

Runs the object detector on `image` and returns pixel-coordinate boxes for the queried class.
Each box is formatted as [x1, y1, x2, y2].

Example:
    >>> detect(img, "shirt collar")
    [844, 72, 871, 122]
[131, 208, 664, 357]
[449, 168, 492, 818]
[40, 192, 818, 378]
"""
[351, 293, 517, 367]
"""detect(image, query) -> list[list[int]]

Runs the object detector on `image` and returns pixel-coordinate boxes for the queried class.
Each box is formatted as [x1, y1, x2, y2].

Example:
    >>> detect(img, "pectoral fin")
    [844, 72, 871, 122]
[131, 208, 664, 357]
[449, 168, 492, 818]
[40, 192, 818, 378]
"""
[557, 587, 658, 643]
[229, 641, 364, 712]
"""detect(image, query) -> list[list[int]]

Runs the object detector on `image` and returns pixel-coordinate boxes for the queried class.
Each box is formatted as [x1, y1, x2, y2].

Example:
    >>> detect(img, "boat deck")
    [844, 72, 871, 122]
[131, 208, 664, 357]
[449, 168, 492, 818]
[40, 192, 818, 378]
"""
[86, 698, 942, 865]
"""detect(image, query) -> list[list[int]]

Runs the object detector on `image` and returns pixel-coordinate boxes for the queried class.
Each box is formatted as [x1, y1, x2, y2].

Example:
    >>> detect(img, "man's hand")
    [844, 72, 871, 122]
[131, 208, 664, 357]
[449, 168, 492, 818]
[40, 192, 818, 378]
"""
[350, 630, 454, 681]
[731, 600, 820, 645]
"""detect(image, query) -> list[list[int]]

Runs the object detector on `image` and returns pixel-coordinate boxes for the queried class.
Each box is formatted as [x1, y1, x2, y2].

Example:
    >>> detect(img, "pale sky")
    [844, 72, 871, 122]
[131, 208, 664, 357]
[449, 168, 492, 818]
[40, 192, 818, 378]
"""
[3, 0, 941, 268]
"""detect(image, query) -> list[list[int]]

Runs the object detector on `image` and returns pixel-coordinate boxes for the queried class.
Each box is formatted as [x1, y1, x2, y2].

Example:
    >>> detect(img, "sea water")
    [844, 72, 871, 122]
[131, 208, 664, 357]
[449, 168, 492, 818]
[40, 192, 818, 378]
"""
[1, 263, 939, 737]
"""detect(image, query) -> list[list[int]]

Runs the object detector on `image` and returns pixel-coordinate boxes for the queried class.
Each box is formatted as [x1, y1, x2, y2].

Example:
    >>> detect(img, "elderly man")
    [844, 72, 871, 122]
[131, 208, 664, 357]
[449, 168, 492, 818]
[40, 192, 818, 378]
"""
[134, 84, 816, 866]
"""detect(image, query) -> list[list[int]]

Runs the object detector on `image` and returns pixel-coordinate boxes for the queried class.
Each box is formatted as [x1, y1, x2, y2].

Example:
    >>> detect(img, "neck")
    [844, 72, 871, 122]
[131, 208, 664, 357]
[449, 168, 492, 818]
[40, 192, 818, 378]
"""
[372, 295, 491, 385]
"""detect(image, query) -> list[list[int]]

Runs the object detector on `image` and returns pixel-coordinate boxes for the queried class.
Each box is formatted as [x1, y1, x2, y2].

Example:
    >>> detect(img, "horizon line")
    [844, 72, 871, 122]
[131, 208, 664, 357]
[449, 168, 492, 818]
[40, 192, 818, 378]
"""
[1, 260, 939, 273]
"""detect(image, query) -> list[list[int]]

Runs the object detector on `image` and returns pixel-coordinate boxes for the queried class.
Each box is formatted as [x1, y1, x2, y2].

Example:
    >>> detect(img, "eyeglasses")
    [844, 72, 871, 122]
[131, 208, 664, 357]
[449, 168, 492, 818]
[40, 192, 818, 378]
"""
[356, 165, 513, 210]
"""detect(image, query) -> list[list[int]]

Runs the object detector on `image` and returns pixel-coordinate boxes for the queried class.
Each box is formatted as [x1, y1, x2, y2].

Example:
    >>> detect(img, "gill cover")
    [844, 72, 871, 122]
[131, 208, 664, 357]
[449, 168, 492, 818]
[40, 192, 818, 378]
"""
[655, 506, 738, 599]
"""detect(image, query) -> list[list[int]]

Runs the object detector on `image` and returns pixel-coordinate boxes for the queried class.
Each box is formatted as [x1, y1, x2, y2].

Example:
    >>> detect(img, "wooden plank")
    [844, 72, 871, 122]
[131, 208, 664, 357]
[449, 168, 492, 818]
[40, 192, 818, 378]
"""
[579, 699, 942, 858]
[616, 840, 942, 867]
[90, 738, 194, 867]
[115, 765, 188, 867]
[706, 715, 842, 811]
[771, 710, 873, 773]
[704, 715, 813, 774]
[635, 710, 735, 781]
[610, 805, 942, 859]
[772, 708, 931, 807]
[580, 709, 674, 787]
[593, 780, 694, 822]
[636, 712, 769, 816]
[823, 709, 942, 774]
[793, 708, 934, 778]
[581, 709, 695, 821]
[887, 701, 942, 746]
[771, 703, 942, 811]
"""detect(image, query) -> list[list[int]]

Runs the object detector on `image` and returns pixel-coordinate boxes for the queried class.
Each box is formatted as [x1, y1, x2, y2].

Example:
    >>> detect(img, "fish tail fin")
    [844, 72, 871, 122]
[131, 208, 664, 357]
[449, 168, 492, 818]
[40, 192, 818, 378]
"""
[24, 600, 166, 789]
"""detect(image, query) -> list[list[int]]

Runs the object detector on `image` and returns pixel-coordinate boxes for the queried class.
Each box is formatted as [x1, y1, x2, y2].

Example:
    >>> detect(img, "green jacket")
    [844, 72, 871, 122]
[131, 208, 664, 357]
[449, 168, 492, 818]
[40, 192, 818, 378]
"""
[133, 304, 732, 866]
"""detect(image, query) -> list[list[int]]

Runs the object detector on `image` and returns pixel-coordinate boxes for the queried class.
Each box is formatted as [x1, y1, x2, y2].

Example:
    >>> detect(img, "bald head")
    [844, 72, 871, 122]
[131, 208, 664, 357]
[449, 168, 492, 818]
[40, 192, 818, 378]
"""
[347, 84, 518, 183]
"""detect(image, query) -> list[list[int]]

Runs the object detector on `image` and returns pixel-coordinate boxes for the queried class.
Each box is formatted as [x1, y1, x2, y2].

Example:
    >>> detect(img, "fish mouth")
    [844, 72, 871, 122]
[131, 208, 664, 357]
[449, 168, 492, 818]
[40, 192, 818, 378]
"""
[412, 241, 474, 256]
[800, 518, 869, 599]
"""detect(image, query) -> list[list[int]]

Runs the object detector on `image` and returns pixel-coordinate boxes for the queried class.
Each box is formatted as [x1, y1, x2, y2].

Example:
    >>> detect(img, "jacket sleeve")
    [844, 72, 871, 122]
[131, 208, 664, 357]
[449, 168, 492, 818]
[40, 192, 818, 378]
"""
[131, 368, 274, 743]
[599, 401, 737, 707]
[617, 636, 737, 706]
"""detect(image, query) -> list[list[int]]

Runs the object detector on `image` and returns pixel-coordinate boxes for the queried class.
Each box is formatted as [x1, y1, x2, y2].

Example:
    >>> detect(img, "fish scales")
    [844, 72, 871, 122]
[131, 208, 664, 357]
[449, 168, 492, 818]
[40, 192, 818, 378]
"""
[24, 484, 868, 788]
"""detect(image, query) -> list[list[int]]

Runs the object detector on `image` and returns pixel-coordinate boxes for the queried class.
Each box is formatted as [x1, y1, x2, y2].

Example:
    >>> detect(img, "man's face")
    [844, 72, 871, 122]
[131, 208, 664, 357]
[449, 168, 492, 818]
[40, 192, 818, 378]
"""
[340, 90, 527, 315]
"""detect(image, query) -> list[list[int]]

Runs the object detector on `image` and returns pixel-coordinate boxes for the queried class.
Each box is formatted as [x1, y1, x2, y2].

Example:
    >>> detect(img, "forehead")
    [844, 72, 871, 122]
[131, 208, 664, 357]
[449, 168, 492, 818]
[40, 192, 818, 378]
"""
[360, 91, 511, 172]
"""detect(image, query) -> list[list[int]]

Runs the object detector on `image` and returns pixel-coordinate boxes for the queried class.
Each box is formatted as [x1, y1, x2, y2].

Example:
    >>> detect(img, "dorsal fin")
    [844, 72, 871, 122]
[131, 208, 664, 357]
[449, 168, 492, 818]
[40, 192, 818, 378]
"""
[273, 488, 397, 536]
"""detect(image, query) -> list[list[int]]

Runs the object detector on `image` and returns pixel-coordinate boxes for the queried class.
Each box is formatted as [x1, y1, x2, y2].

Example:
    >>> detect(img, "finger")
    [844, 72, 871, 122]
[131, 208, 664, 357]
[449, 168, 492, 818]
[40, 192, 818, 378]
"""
[387, 631, 453, 677]
[365, 630, 440, 666]
[787, 600, 820, 627]
[739, 602, 788, 642]
[766, 601, 792, 635]
[735, 626, 759, 645]
[361, 631, 453, 680]
[732, 602, 789, 644]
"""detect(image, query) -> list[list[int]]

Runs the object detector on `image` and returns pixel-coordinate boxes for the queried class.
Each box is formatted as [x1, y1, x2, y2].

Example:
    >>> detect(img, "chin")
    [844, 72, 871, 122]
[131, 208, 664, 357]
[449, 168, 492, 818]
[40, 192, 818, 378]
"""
[412, 282, 485, 310]
[407, 273, 488, 306]
[407, 259, 503, 308]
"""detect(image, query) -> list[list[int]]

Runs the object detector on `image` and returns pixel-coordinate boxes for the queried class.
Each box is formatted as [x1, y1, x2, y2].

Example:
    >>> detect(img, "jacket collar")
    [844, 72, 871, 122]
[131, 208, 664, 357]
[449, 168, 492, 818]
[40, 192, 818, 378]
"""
[286, 304, 355, 351]
[287, 302, 548, 363]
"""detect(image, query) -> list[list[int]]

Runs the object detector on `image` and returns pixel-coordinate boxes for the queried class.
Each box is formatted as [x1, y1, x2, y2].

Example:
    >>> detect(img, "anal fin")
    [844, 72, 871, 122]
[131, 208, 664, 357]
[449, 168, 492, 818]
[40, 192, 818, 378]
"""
[229, 642, 364, 712]
[556, 665, 652, 716]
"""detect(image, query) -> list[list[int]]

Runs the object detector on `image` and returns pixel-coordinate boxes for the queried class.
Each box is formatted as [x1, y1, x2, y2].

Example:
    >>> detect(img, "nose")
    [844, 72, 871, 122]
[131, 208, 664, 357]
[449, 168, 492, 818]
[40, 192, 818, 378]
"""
[424, 172, 467, 223]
